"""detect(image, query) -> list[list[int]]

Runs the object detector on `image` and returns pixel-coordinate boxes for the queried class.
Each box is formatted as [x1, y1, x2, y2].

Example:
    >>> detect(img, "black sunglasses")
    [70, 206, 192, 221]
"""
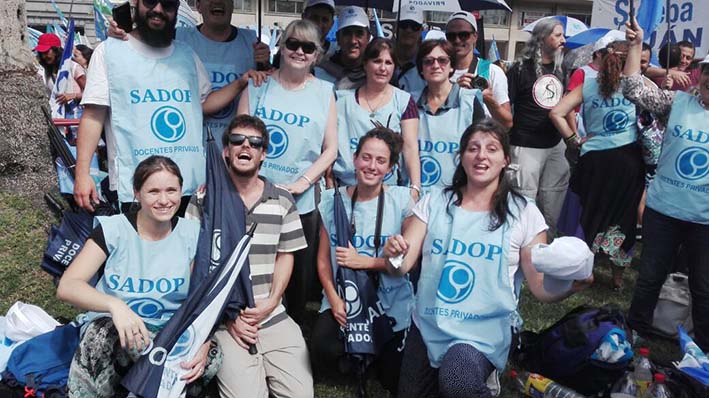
[143, 0, 179, 11]
[445, 31, 474, 42]
[284, 38, 317, 55]
[229, 134, 265, 149]
[400, 20, 422, 31]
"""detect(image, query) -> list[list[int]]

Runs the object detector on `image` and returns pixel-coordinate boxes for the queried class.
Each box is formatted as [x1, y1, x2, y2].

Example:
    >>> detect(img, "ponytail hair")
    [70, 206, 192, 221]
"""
[598, 40, 629, 98]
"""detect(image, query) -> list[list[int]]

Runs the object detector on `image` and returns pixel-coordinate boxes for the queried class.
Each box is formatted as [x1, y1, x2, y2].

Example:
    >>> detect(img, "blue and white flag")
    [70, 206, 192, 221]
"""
[50, 0, 69, 28]
[372, 10, 384, 38]
[177, 0, 199, 29]
[487, 36, 500, 62]
[51, 19, 78, 119]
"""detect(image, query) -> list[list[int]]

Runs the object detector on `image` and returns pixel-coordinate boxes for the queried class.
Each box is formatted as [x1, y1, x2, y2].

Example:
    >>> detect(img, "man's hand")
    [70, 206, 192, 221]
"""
[108, 19, 129, 41]
[73, 172, 99, 212]
[239, 298, 276, 326]
[226, 317, 259, 349]
[456, 72, 476, 89]
[253, 41, 271, 65]
[668, 69, 690, 88]
[240, 69, 270, 88]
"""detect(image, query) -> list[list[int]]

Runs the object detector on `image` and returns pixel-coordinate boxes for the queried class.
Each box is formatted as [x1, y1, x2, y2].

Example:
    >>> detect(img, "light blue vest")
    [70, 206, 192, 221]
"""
[333, 87, 412, 186]
[398, 67, 425, 96]
[88, 215, 200, 328]
[105, 38, 204, 202]
[580, 78, 638, 156]
[318, 186, 414, 332]
[416, 188, 518, 369]
[647, 92, 709, 224]
[248, 77, 333, 214]
[177, 27, 256, 151]
[417, 86, 479, 191]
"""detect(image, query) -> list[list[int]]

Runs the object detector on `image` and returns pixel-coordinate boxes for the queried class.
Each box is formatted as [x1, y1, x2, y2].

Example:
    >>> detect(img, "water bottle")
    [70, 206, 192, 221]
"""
[509, 369, 585, 398]
[633, 347, 653, 397]
[650, 373, 672, 398]
[609, 371, 637, 398]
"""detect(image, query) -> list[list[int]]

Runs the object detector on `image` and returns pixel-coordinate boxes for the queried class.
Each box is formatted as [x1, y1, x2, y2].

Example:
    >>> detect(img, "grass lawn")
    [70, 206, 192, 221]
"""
[0, 192, 681, 397]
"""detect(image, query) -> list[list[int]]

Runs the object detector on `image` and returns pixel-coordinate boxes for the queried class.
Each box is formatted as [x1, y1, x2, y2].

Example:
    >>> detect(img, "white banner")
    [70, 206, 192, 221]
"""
[591, 0, 708, 60]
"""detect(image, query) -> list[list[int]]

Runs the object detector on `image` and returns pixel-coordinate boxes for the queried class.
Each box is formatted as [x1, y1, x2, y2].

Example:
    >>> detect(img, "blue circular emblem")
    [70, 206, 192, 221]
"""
[151, 105, 186, 143]
[128, 298, 165, 319]
[266, 125, 289, 159]
[436, 260, 475, 304]
[675, 146, 709, 181]
[168, 326, 196, 359]
[339, 280, 362, 319]
[603, 110, 629, 133]
[420, 156, 442, 187]
[210, 86, 235, 120]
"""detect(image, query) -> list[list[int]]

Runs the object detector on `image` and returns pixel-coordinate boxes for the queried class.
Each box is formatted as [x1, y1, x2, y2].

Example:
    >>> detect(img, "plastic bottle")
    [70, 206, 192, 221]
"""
[509, 369, 585, 398]
[649, 373, 672, 398]
[609, 371, 637, 398]
[634, 347, 654, 398]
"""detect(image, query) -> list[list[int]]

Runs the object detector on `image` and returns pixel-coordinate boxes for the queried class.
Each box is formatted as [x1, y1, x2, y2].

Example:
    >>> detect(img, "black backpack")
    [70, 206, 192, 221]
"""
[514, 305, 632, 395]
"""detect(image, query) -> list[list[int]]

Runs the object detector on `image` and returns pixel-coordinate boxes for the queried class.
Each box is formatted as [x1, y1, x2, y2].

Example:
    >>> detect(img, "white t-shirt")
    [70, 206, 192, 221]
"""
[412, 194, 548, 299]
[451, 61, 510, 106]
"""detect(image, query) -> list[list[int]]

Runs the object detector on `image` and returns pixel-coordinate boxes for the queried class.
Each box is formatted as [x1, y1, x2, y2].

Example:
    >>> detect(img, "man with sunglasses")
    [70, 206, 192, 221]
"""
[315, 6, 371, 90]
[75, 0, 213, 215]
[188, 114, 314, 398]
[445, 11, 512, 128]
[393, 5, 424, 90]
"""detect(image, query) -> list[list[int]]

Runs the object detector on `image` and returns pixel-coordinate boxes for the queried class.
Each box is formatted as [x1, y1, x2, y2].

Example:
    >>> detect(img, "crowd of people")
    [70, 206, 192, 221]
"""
[34, 0, 708, 396]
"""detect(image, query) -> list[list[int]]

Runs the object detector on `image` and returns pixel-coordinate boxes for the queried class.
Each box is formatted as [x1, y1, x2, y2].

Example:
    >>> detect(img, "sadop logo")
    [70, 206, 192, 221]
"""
[266, 125, 289, 159]
[151, 105, 186, 143]
[168, 325, 196, 359]
[603, 110, 629, 132]
[675, 146, 709, 181]
[128, 297, 166, 318]
[338, 280, 362, 319]
[436, 260, 475, 304]
[420, 156, 442, 187]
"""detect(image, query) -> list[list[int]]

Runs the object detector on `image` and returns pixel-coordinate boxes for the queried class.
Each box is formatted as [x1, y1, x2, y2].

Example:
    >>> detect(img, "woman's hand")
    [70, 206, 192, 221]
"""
[240, 69, 271, 88]
[625, 16, 644, 46]
[336, 243, 365, 269]
[383, 234, 409, 259]
[330, 295, 347, 327]
[179, 341, 211, 383]
[108, 299, 150, 351]
[281, 178, 310, 196]
[56, 92, 79, 104]
[226, 316, 259, 349]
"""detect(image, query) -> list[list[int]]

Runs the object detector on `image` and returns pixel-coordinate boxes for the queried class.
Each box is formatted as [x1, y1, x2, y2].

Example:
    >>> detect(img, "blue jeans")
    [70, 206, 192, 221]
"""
[628, 207, 709, 351]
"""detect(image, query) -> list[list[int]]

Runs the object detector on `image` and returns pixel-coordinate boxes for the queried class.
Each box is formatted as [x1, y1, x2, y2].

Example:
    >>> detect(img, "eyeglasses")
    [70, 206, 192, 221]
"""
[400, 21, 422, 31]
[228, 134, 265, 149]
[422, 56, 450, 67]
[142, 0, 179, 12]
[445, 31, 473, 42]
[284, 38, 317, 54]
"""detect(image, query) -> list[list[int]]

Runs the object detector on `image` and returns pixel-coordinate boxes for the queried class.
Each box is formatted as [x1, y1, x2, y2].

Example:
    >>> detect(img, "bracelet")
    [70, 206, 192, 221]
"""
[299, 174, 313, 185]
[564, 133, 578, 144]
[409, 185, 421, 194]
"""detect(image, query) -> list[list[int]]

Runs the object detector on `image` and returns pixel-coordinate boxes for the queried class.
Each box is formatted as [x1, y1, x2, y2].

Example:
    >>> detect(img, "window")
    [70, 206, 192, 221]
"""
[478, 9, 509, 27]
[268, 0, 304, 15]
[518, 10, 553, 28]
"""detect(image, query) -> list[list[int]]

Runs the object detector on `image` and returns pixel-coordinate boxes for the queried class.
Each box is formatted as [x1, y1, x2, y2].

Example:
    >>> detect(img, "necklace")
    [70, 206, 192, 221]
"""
[362, 86, 387, 117]
[278, 70, 307, 91]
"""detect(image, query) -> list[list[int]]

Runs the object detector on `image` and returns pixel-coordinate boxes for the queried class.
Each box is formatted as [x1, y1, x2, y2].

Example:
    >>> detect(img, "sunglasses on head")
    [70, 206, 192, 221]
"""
[400, 20, 422, 31]
[229, 134, 265, 149]
[142, 0, 179, 11]
[422, 56, 450, 67]
[284, 38, 317, 54]
[445, 31, 473, 42]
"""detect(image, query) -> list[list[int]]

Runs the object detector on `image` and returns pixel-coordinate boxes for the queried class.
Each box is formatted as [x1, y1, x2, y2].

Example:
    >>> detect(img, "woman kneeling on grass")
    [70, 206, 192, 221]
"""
[384, 119, 592, 397]
[57, 155, 219, 398]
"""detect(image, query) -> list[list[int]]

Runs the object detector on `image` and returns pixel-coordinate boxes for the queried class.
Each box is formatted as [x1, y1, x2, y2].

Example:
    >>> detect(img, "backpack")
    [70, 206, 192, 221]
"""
[514, 305, 632, 395]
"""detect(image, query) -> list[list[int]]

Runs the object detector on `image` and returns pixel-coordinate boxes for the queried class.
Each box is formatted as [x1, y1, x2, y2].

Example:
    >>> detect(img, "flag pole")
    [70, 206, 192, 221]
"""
[665, 0, 670, 79]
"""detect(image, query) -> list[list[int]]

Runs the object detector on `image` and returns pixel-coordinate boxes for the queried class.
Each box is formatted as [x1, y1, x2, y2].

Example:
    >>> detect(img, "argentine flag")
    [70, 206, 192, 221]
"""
[51, 19, 79, 119]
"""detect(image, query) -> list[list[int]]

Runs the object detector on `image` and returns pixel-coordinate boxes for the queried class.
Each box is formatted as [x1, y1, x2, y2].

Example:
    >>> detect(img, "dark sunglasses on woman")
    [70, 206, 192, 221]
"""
[142, 0, 179, 12]
[284, 38, 317, 55]
[229, 134, 265, 149]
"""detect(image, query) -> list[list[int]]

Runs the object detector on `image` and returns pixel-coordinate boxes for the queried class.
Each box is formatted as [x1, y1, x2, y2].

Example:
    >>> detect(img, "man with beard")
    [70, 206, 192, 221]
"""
[314, 6, 371, 90]
[506, 17, 569, 238]
[187, 114, 313, 398]
[75, 0, 246, 215]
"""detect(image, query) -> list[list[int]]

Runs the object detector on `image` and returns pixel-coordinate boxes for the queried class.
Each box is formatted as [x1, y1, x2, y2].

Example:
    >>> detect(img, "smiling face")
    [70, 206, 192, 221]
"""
[338, 26, 370, 64]
[460, 131, 509, 188]
[281, 33, 318, 71]
[353, 137, 393, 188]
[224, 127, 266, 178]
[196, 0, 233, 29]
[446, 19, 477, 61]
[364, 47, 395, 85]
[133, 0, 178, 47]
[135, 169, 182, 223]
[679, 45, 695, 71]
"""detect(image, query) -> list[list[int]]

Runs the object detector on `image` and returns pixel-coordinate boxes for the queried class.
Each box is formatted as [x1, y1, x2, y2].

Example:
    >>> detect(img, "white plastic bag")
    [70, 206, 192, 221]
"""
[4, 302, 60, 343]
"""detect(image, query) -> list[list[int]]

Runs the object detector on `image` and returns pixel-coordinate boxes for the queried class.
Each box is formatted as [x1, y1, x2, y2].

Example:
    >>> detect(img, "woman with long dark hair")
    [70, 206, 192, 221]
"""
[58, 156, 220, 397]
[550, 39, 644, 290]
[34, 33, 86, 106]
[383, 119, 590, 397]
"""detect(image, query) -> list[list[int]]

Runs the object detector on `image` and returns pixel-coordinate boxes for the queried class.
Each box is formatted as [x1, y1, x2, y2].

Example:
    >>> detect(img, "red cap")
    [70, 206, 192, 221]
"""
[654, 373, 665, 383]
[639, 347, 650, 357]
[34, 33, 62, 53]
[510, 370, 518, 378]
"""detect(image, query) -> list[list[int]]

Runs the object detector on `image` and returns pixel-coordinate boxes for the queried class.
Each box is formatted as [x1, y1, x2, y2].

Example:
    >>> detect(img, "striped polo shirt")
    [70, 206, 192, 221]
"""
[188, 177, 306, 326]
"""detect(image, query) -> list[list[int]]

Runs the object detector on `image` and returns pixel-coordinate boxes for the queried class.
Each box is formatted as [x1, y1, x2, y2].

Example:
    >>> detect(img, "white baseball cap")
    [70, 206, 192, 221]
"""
[338, 6, 370, 32]
[592, 30, 626, 53]
[304, 0, 335, 12]
[423, 30, 446, 41]
[531, 237, 594, 296]
[446, 11, 477, 33]
[399, 2, 424, 25]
